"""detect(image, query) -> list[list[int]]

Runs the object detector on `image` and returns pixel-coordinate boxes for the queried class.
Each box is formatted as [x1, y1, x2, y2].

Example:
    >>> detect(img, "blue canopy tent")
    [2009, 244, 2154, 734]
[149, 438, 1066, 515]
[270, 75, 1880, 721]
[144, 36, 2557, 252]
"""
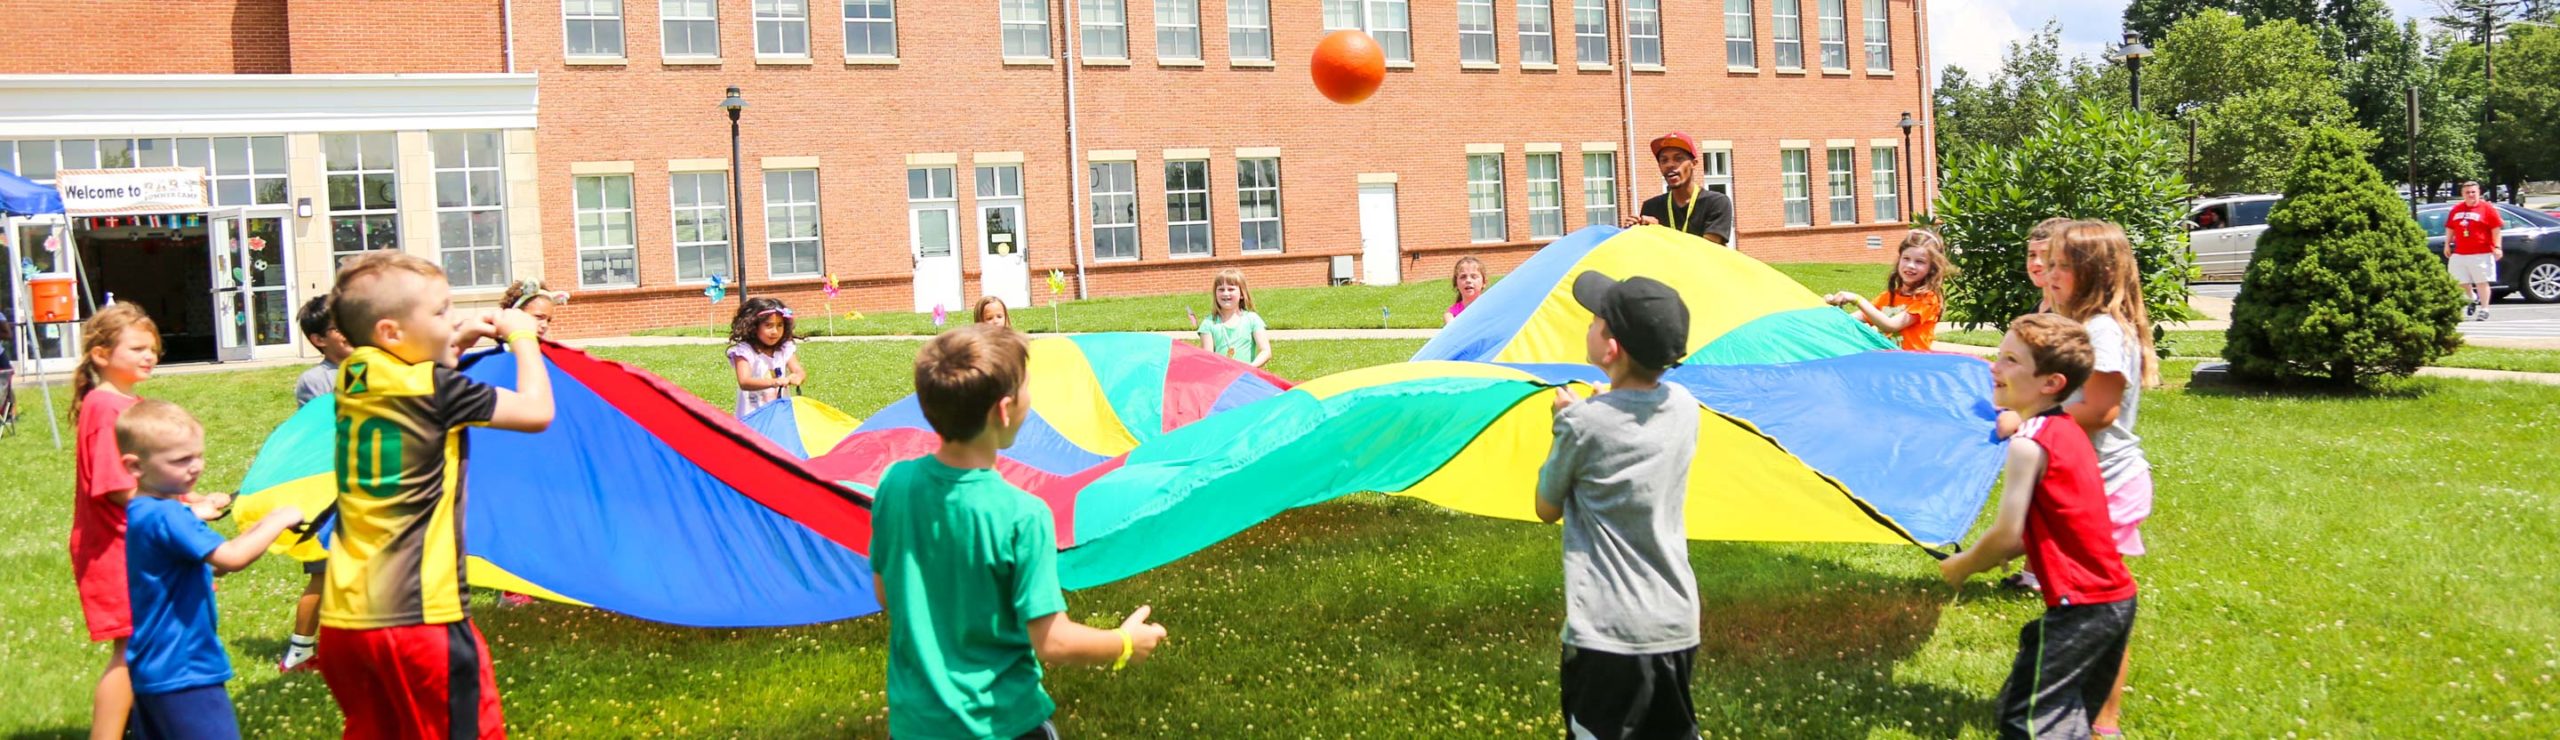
[2, 168, 69, 446]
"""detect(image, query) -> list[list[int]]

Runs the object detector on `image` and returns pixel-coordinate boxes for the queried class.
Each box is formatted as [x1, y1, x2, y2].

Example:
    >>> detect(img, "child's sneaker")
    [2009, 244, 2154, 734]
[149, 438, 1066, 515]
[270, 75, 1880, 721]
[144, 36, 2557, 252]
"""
[278, 646, 317, 673]
[500, 592, 537, 607]
[2462, 303, 2477, 320]
[2474, 308, 2490, 321]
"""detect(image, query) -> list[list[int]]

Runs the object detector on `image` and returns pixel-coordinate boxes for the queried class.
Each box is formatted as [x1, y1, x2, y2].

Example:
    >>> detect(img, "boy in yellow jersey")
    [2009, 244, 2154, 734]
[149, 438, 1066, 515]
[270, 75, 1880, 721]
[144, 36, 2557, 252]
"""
[316, 252, 553, 739]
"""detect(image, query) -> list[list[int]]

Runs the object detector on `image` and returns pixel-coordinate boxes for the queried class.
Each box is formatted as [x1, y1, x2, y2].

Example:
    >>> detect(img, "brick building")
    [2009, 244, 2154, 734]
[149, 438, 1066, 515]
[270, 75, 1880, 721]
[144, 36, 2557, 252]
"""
[2, 0, 1934, 365]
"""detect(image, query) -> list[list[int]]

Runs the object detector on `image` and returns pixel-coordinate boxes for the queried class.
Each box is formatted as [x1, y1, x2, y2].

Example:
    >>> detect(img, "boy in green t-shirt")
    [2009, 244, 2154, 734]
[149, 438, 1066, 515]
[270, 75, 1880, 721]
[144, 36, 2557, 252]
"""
[871, 325, 1168, 739]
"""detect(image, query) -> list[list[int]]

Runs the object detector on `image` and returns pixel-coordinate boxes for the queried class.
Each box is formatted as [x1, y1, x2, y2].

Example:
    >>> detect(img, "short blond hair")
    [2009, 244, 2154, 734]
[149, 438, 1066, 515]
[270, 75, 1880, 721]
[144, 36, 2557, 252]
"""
[914, 325, 1030, 442]
[331, 251, 446, 347]
[2007, 313, 2096, 399]
[114, 399, 202, 460]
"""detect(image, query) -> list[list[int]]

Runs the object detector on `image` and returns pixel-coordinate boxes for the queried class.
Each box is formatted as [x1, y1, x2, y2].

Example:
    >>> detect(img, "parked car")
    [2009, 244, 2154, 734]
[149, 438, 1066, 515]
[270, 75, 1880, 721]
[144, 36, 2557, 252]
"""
[2182, 194, 2281, 281]
[2415, 201, 2560, 303]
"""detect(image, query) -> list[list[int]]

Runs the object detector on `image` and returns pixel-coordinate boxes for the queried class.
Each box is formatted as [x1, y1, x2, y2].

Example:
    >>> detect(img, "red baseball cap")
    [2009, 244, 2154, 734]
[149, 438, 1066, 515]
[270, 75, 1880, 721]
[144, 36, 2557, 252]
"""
[1649, 132, 1700, 158]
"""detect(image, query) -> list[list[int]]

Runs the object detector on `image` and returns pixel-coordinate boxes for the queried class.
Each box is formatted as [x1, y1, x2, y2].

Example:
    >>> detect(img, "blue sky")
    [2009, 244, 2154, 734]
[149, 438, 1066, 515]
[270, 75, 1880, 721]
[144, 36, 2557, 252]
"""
[1928, 0, 2452, 77]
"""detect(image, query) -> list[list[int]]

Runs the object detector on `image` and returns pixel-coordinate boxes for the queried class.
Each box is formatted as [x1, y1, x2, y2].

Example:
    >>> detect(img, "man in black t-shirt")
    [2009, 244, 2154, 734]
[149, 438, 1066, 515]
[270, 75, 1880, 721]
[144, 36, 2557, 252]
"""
[1620, 131, 1734, 247]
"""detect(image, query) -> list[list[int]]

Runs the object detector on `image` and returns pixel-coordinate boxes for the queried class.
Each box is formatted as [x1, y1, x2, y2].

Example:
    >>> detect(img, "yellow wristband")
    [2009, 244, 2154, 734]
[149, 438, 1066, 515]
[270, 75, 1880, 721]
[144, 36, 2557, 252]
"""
[1112, 628, 1133, 671]
[503, 331, 537, 346]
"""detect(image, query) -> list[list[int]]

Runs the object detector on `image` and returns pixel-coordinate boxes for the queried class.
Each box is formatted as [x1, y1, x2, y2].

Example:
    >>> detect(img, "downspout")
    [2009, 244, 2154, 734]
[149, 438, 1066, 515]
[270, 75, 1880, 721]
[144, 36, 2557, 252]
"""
[1914, 0, 1933, 214]
[1063, 0, 1089, 300]
[502, 0, 517, 74]
[1618, 0, 1640, 206]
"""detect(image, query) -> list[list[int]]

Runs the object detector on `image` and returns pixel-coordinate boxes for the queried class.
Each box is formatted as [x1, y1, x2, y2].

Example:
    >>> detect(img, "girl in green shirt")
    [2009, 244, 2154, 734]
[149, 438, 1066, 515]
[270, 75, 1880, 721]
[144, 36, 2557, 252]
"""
[1196, 269, 1272, 367]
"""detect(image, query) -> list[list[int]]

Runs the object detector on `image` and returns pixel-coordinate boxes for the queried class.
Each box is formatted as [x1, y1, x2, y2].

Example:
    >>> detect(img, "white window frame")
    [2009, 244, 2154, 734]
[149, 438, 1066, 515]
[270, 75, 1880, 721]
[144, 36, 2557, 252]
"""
[764, 169, 823, 278]
[574, 174, 639, 289]
[1459, 0, 1498, 65]
[1573, 0, 1608, 66]
[1228, 0, 1273, 61]
[210, 136, 289, 207]
[1082, 0, 1129, 60]
[670, 171, 732, 284]
[1518, 0, 1555, 65]
[1165, 159, 1213, 257]
[1324, 0, 1412, 63]
[1627, 0, 1662, 68]
[843, 0, 897, 58]
[1700, 148, 1734, 195]
[907, 166, 959, 262]
[1871, 146, 1900, 222]
[564, 0, 626, 58]
[1468, 153, 1507, 243]
[1237, 157, 1284, 253]
[1827, 146, 1857, 224]
[754, 0, 811, 58]
[1781, 148, 1811, 227]
[1773, 0, 1802, 70]
[1157, 0, 1202, 61]
[432, 132, 509, 289]
[1724, 0, 1755, 69]
[1090, 161, 1139, 261]
[1002, 0, 1052, 59]
[324, 133, 400, 269]
[1862, 0, 1890, 71]
[1818, 0, 1848, 71]
[1582, 152, 1617, 228]
[662, 0, 721, 58]
[1527, 152, 1563, 239]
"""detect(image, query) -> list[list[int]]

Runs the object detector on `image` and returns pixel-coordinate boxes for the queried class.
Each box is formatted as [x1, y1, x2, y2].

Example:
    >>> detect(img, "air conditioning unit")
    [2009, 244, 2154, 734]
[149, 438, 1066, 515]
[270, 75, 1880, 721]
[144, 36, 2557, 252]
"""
[1330, 255, 1356, 286]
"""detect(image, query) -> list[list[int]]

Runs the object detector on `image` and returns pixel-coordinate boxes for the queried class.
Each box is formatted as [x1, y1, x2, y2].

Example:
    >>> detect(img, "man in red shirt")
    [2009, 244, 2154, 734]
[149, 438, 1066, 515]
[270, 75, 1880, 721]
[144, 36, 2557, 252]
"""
[2447, 181, 2505, 321]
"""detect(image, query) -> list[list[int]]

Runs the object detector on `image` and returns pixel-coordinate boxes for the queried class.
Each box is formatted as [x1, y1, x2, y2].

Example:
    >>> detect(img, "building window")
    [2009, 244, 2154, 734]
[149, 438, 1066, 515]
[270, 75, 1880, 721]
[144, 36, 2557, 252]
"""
[1468, 153, 1506, 242]
[1459, 0, 1497, 64]
[211, 136, 288, 207]
[1781, 148, 1810, 226]
[1827, 147, 1857, 224]
[1862, 0, 1890, 71]
[1628, 0, 1662, 67]
[1773, 0, 1802, 69]
[1324, 0, 1411, 63]
[1002, 0, 1050, 58]
[1700, 149, 1733, 195]
[1573, 0, 1607, 65]
[755, 0, 810, 56]
[1582, 152, 1617, 227]
[1818, 0, 1847, 70]
[908, 166, 957, 265]
[844, 0, 896, 58]
[1229, 0, 1272, 61]
[434, 132, 509, 288]
[670, 171, 731, 283]
[1527, 153, 1563, 238]
[565, 0, 625, 57]
[323, 133, 399, 269]
[1165, 160, 1212, 257]
[1082, 0, 1127, 59]
[1237, 157, 1283, 253]
[1157, 0, 1201, 60]
[574, 175, 638, 288]
[765, 169, 823, 277]
[1518, 0, 1554, 64]
[976, 164, 1026, 261]
[1871, 146, 1899, 222]
[1724, 0, 1755, 68]
[662, 0, 720, 57]
[1090, 161, 1138, 260]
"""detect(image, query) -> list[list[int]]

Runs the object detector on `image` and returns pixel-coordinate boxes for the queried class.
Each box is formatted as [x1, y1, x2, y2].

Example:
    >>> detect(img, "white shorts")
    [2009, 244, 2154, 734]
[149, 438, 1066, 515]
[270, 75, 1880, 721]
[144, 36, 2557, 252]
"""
[2449, 253, 2497, 285]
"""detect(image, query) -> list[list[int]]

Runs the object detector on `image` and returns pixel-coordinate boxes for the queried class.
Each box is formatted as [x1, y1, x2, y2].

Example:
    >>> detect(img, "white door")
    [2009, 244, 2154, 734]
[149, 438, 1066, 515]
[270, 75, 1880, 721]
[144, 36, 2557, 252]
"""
[975, 165, 1030, 309]
[207, 212, 255, 363]
[906, 166, 962, 314]
[1359, 183, 1401, 286]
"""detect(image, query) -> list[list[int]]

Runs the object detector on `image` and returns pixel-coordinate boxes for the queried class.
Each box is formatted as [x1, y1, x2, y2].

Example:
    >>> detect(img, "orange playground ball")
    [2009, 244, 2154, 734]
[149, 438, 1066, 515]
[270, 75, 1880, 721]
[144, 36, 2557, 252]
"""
[1311, 30, 1387, 104]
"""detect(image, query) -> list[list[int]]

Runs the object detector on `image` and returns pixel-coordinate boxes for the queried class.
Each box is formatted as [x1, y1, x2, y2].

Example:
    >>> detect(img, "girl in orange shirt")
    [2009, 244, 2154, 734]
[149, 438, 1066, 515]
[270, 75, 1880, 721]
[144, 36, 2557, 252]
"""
[1828, 230, 1953, 351]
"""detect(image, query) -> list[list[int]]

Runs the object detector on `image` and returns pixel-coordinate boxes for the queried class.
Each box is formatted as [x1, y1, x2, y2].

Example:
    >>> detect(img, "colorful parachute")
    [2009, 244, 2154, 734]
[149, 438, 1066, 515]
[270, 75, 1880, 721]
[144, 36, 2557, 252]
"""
[738, 395, 865, 459]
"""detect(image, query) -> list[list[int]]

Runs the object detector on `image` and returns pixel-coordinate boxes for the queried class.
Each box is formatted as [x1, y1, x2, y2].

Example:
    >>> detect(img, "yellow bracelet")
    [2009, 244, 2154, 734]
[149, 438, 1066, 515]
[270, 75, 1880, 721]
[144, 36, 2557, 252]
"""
[503, 330, 538, 346]
[1112, 628, 1133, 671]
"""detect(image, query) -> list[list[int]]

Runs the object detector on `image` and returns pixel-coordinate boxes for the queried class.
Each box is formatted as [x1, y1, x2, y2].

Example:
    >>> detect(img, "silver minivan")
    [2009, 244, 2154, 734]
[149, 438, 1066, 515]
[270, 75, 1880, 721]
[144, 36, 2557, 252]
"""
[2183, 194, 2281, 281]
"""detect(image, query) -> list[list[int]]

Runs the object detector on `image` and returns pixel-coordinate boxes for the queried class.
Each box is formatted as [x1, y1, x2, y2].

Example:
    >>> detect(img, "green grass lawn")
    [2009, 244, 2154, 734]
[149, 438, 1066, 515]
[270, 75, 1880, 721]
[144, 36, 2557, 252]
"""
[6, 341, 2556, 736]
[1939, 328, 2560, 374]
[639, 263, 1890, 337]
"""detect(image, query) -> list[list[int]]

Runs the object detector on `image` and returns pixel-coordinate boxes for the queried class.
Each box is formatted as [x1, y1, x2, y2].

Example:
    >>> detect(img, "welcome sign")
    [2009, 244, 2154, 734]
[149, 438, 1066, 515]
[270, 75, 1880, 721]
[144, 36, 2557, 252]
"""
[56, 167, 208, 215]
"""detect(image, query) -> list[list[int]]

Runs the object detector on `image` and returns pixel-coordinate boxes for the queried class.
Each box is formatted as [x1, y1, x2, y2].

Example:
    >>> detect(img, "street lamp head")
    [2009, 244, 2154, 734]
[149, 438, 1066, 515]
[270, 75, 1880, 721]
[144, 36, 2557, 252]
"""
[2117, 31, 2153, 61]
[719, 86, 747, 115]
[1898, 112, 1917, 131]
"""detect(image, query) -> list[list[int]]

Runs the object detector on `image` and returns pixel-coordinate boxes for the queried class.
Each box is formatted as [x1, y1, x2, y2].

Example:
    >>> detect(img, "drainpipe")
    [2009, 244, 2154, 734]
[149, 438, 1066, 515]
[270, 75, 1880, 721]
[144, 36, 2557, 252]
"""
[1914, 0, 1934, 214]
[502, 0, 517, 74]
[1062, 0, 1089, 300]
[1618, 0, 1640, 206]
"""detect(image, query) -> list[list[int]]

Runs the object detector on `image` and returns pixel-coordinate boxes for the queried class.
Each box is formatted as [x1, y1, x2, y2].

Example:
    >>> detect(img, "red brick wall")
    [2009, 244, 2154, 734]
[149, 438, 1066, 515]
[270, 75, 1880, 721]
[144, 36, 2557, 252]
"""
[0, 0, 291, 74]
[285, 0, 504, 73]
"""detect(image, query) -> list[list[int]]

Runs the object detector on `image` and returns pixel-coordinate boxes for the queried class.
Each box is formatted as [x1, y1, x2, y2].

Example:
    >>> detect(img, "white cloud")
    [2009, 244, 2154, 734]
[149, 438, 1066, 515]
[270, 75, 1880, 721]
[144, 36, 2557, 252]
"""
[1929, 0, 2448, 80]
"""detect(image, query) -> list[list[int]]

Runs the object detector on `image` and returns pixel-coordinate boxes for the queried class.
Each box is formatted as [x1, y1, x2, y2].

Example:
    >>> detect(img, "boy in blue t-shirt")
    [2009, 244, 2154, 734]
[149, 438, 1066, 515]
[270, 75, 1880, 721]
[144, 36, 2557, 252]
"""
[117, 400, 306, 739]
[869, 325, 1168, 739]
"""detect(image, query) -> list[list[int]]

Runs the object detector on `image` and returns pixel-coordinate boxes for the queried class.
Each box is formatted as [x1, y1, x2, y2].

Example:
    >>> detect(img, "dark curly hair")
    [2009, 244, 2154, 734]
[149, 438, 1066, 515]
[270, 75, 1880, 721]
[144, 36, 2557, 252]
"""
[727, 297, 801, 353]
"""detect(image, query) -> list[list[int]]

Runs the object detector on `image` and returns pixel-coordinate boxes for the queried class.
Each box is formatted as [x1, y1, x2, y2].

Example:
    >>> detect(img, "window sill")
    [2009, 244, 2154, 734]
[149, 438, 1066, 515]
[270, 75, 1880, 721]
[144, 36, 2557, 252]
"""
[1092, 256, 1141, 264]
[757, 55, 814, 66]
[1385, 60, 1416, 70]
[1632, 64, 1666, 74]
[1229, 58, 1275, 68]
[1460, 60, 1500, 70]
[1775, 66, 1806, 76]
[661, 56, 725, 66]
[844, 55, 900, 66]
[1003, 56, 1057, 67]
[1519, 61, 1559, 71]
[1083, 57, 1132, 67]
[1577, 62, 1613, 72]
[565, 56, 627, 66]
[1726, 65, 1758, 73]
[1159, 58, 1205, 68]
[1239, 248, 1284, 256]
[1821, 68, 1852, 77]
[1866, 68, 1894, 77]
[1169, 251, 1214, 260]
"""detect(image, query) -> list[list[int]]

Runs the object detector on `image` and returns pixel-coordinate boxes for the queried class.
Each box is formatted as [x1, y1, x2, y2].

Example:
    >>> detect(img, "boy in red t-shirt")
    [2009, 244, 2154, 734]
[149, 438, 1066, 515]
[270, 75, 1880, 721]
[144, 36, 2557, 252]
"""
[1943, 314, 2139, 739]
[2446, 181, 2506, 321]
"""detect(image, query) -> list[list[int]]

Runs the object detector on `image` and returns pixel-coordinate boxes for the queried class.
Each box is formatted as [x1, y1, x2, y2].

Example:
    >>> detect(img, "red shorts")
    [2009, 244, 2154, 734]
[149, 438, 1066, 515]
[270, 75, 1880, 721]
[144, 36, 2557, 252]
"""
[319, 620, 506, 739]
[71, 537, 131, 641]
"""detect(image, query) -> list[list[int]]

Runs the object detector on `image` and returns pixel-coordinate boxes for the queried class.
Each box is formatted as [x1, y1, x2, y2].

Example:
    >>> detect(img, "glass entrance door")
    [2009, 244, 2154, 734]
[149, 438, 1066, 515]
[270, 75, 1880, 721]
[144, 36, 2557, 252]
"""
[207, 212, 293, 362]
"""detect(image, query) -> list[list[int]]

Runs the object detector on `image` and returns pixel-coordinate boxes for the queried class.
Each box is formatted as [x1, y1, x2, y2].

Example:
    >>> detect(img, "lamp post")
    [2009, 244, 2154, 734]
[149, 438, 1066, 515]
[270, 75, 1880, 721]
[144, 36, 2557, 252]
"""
[1897, 112, 1917, 220]
[720, 86, 748, 300]
[2116, 31, 2153, 112]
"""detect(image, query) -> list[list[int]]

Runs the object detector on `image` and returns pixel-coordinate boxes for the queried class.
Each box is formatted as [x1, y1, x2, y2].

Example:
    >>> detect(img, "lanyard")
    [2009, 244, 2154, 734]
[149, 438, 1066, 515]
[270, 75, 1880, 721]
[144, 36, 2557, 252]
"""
[1669, 187, 1701, 233]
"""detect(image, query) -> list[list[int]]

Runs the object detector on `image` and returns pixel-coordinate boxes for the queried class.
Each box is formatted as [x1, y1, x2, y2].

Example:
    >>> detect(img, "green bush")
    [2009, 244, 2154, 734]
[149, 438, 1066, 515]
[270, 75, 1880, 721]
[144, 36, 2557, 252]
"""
[2222, 127, 2464, 383]
[1934, 99, 2193, 328]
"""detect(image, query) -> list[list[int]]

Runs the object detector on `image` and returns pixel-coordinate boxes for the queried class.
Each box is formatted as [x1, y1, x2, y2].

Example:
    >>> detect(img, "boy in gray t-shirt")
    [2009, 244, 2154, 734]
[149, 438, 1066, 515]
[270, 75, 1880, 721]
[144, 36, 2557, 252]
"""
[1535, 272, 1702, 740]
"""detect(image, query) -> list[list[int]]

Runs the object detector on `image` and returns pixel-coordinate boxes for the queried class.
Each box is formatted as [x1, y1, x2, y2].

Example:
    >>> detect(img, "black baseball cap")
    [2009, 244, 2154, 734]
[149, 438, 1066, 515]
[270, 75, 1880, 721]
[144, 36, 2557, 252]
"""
[1571, 272, 1691, 370]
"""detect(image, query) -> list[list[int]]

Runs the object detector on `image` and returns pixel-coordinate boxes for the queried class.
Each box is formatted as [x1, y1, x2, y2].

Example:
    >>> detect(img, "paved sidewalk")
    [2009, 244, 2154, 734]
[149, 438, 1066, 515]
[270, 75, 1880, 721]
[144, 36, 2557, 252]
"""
[1926, 341, 2560, 386]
